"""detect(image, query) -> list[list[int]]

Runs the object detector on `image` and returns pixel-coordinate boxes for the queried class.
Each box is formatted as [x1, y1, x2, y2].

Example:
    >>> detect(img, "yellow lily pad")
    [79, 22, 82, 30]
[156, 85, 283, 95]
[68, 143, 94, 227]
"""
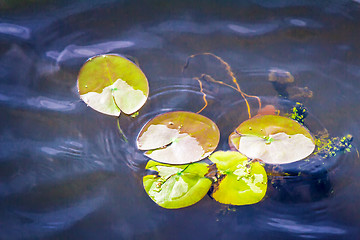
[137, 111, 220, 164]
[143, 160, 212, 209]
[230, 115, 315, 164]
[77, 54, 149, 116]
[209, 151, 267, 205]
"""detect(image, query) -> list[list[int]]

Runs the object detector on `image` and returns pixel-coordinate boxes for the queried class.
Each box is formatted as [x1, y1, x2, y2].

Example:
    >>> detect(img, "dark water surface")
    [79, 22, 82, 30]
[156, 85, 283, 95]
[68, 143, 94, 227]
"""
[1, 1, 360, 239]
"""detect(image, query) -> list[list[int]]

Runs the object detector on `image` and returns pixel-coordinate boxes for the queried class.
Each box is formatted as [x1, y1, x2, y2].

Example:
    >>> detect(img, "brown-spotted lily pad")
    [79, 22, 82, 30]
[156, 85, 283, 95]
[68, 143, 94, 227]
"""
[143, 160, 212, 209]
[137, 111, 220, 164]
[209, 151, 267, 205]
[229, 115, 315, 164]
[77, 54, 149, 116]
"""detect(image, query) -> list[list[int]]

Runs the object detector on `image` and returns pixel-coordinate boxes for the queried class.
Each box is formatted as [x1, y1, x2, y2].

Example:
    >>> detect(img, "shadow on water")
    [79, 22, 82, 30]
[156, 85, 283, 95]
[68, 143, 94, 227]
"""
[1, 0, 360, 239]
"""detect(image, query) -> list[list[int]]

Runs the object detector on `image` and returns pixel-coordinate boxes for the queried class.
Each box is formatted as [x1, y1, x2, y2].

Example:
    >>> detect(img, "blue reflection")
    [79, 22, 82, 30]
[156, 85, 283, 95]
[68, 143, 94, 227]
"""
[0, 196, 104, 239]
[46, 41, 134, 63]
[268, 218, 346, 235]
[0, 23, 30, 39]
[228, 23, 278, 36]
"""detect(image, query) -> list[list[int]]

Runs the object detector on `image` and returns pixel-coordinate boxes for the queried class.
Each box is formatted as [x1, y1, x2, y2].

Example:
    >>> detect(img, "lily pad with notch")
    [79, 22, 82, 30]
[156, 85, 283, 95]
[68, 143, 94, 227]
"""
[209, 151, 267, 205]
[77, 54, 149, 116]
[143, 160, 213, 209]
[137, 111, 220, 164]
[229, 115, 315, 164]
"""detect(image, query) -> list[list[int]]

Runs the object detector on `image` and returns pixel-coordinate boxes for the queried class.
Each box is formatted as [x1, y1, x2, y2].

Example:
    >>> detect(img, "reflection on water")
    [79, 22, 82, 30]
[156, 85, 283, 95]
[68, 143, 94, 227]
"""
[46, 41, 134, 64]
[0, 23, 30, 39]
[1, 0, 360, 239]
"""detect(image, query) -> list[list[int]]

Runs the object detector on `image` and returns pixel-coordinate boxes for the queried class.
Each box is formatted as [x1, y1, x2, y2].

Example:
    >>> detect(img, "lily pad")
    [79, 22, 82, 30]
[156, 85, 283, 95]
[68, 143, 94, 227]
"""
[143, 160, 212, 209]
[209, 151, 267, 205]
[77, 54, 149, 116]
[230, 115, 315, 164]
[137, 111, 220, 164]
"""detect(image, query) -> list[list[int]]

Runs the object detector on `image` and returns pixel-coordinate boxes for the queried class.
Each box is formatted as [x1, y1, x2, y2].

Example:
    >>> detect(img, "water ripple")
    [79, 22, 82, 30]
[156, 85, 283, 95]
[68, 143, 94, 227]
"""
[152, 20, 279, 37]
[46, 41, 134, 63]
[0, 23, 31, 39]
[152, 20, 214, 34]
[286, 18, 322, 28]
[27, 96, 77, 111]
[1, 195, 105, 239]
[0, 85, 79, 113]
[228, 23, 278, 36]
[267, 218, 346, 235]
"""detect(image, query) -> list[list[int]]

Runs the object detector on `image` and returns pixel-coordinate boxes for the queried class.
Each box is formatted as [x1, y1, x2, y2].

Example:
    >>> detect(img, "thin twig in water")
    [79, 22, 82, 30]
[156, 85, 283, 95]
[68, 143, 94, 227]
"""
[117, 117, 128, 143]
[195, 77, 208, 114]
[183, 53, 261, 118]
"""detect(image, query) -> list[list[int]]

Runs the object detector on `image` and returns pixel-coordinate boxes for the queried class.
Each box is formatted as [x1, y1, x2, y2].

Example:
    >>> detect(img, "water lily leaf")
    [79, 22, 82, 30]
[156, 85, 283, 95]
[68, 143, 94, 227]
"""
[77, 54, 149, 116]
[137, 111, 220, 164]
[209, 151, 267, 205]
[228, 132, 240, 151]
[230, 115, 315, 164]
[143, 160, 212, 209]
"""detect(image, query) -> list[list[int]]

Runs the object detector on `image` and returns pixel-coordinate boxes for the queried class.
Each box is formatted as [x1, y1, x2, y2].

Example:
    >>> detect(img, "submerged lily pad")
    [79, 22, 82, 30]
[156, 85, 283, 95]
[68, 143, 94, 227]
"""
[137, 111, 220, 164]
[77, 54, 149, 116]
[143, 160, 212, 209]
[209, 151, 267, 205]
[230, 115, 315, 164]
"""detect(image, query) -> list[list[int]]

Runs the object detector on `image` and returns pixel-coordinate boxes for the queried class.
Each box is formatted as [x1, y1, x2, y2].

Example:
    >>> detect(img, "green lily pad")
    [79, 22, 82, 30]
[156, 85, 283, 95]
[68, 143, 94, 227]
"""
[137, 111, 220, 164]
[143, 160, 212, 209]
[230, 115, 315, 164]
[209, 151, 267, 205]
[77, 54, 149, 116]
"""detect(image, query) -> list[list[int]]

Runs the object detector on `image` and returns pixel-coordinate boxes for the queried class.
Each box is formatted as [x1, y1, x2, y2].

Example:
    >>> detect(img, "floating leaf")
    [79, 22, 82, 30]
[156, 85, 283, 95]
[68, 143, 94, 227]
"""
[77, 54, 149, 116]
[143, 160, 212, 209]
[137, 111, 220, 164]
[228, 132, 240, 151]
[230, 115, 315, 164]
[209, 151, 267, 205]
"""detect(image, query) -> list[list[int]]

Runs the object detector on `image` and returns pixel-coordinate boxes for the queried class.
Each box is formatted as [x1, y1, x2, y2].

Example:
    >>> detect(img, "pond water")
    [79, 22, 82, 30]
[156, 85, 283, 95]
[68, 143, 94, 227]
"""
[1, 0, 360, 239]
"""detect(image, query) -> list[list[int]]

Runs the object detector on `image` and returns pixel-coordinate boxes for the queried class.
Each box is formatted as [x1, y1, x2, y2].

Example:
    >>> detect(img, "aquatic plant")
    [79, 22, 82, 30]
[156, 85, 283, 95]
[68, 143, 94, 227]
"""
[183, 52, 261, 117]
[137, 111, 268, 208]
[143, 160, 213, 209]
[76, 52, 353, 210]
[209, 151, 267, 205]
[77, 54, 149, 116]
[229, 115, 315, 164]
[137, 111, 220, 164]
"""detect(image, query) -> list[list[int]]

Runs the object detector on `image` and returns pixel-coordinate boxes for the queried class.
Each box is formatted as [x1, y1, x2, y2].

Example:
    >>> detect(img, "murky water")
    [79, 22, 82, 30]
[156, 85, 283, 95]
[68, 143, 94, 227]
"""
[1, 0, 360, 239]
